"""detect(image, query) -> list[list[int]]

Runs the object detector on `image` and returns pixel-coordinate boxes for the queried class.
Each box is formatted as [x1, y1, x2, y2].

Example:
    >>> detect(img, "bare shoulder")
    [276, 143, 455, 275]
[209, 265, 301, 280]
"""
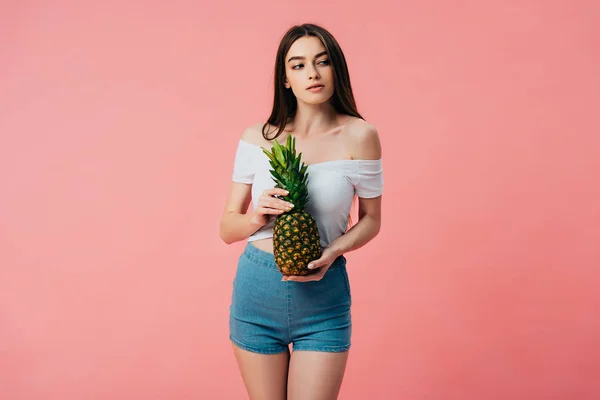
[240, 122, 281, 146]
[344, 118, 382, 160]
[240, 122, 265, 145]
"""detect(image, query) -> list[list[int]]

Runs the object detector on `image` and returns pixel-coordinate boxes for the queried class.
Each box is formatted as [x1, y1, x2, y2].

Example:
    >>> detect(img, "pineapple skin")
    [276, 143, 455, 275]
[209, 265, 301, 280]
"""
[273, 209, 322, 276]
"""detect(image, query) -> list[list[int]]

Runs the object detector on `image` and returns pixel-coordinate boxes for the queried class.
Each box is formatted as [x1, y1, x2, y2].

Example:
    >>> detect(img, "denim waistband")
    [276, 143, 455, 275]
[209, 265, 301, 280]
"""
[242, 241, 346, 271]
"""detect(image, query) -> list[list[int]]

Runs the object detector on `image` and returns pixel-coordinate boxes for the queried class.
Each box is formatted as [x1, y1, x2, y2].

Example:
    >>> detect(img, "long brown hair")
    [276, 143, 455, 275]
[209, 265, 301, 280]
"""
[262, 23, 364, 140]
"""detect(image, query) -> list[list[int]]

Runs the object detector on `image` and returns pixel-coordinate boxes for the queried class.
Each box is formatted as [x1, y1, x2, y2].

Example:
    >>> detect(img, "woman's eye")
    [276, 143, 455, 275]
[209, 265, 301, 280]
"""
[292, 60, 329, 69]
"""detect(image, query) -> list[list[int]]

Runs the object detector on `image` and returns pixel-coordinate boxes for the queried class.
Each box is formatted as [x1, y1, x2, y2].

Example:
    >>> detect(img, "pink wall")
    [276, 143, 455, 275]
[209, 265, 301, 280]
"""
[1, 1, 599, 399]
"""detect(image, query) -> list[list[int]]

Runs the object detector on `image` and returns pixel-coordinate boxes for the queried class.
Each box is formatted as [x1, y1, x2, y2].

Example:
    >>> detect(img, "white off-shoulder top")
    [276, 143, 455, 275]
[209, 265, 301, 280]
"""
[231, 139, 384, 247]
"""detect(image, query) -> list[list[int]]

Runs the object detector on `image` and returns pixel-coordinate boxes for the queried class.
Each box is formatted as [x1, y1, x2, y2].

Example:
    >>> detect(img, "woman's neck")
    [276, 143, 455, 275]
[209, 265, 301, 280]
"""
[288, 103, 344, 138]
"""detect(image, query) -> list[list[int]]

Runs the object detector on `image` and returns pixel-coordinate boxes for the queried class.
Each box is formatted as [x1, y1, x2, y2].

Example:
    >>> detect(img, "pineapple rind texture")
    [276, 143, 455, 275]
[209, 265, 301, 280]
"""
[273, 210, 322, 276]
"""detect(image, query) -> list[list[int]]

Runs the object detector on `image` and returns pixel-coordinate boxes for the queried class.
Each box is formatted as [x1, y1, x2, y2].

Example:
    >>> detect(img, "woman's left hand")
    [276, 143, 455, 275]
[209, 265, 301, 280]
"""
[281, 246, 340, 282]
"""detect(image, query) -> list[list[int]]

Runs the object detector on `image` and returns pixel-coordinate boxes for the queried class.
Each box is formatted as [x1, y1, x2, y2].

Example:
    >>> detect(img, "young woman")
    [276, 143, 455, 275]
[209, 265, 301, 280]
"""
[220, 23, 384, 400]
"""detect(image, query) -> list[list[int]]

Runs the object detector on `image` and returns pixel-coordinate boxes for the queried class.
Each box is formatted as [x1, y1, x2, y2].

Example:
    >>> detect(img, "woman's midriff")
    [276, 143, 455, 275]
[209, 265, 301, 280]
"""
[250, 238, 275, 254]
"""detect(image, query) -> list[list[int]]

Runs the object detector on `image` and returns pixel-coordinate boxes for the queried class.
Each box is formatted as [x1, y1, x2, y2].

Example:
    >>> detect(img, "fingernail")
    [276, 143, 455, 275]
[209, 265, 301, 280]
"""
[288, 203, 294, 208]
[307, 264, 314, 269]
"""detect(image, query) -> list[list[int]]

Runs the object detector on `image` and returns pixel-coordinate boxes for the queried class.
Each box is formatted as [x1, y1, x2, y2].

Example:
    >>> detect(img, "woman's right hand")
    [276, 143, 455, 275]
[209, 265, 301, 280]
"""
[250, 188, 295, 227]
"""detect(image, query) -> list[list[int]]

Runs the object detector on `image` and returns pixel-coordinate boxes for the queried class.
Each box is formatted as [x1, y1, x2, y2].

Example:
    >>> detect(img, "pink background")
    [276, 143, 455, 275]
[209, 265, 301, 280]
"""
[1, 1, 599, 399]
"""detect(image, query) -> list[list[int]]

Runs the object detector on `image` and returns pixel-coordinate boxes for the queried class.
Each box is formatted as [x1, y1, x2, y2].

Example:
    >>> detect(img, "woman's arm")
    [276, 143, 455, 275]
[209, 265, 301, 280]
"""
[326, 196, 381, 257]
[326, 122, 383, 257]
[220, 183, 292, 244]
[220, 125, 295, 244]
[219, 182, 264, 244]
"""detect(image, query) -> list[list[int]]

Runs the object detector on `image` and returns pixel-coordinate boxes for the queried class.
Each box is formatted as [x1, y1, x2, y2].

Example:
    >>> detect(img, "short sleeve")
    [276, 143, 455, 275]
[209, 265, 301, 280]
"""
[353, 159, 384, 198]
[231, 139, 256, 184]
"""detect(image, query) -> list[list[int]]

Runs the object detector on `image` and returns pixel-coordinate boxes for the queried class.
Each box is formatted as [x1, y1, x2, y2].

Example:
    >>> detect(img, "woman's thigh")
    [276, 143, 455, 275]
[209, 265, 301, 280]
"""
[232, 343, 291, 400]
[287, 349, 349, 400]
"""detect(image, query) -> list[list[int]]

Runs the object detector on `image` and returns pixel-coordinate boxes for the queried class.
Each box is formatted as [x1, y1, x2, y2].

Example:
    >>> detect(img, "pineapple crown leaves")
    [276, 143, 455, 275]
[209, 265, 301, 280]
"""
[261, 135, 310, 210]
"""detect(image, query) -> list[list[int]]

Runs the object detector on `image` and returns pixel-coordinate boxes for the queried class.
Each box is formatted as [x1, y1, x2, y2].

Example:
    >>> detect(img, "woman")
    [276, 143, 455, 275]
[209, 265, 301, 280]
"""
[220, 23, 384, 400]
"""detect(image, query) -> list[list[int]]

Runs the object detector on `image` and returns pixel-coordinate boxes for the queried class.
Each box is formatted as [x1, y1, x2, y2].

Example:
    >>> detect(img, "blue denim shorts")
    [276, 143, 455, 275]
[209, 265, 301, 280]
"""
[229, 242, 352, 354]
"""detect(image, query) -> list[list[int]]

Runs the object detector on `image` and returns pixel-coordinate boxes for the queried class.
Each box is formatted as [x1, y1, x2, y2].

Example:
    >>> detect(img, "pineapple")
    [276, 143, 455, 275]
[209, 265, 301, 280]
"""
[261, 135, 322, 276]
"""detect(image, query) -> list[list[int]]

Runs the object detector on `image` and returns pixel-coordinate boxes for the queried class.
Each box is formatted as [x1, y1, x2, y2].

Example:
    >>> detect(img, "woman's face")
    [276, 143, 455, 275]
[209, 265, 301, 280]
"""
[284, 36, 334, 105]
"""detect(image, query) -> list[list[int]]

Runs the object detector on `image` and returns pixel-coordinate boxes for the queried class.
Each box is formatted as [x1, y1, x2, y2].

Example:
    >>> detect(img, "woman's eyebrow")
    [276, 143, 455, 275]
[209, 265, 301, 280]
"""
[287, 51, 328, 63]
